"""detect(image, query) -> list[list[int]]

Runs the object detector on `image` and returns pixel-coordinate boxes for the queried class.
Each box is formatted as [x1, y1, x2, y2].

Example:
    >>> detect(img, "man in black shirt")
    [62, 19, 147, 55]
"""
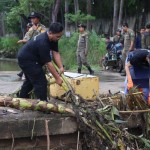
[18, 22, 64, 101]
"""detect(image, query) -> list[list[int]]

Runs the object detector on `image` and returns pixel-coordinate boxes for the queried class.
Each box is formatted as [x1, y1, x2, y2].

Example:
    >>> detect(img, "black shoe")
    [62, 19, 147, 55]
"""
[78, 68, 81, 73]
[17, 73, 22, 78]
[121, 72, 126, 76]
[90, 70, 94, 75]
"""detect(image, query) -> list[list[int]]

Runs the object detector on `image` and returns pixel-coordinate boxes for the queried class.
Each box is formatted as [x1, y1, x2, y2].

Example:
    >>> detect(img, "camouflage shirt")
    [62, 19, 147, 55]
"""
[123, 29, 135, 50]
[77, 31, 89, 53]
[142, 31, 150, 50]
[24, 23, 46, 41]
[113, 35, 124, 44]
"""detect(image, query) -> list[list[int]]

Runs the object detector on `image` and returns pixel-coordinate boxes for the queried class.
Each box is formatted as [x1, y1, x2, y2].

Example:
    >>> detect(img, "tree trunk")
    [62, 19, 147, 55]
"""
[74, 0, 79, 30]
[74, 0, 79, 14]
[118, 0, 124, 28]
[52, 0, 61, 23]
[87, 0, 92, 31]
[0, 13, 5, 36]
[65, 0, 69, 33]
[113, 0, 119, 35]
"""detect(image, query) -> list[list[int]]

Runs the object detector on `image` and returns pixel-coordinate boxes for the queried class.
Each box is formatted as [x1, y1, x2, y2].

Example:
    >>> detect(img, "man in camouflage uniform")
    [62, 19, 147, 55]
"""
[113, 28, 124, 44]
[121, 23, 135, 76]
[142, 22, 150, 50]
[76, 24, 94, 75]
[17, 12, 46, 78]
[17, 12, 46, 44]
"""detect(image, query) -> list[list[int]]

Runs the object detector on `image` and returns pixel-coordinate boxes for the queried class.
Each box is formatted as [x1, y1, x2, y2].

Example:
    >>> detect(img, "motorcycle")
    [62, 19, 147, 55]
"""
[101, 42, 123, 72]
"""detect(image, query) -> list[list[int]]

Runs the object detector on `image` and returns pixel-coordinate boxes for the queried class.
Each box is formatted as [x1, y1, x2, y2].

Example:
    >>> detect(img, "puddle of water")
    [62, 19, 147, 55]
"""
[0, 60, 20, 71]
[0, 74, 20, 82]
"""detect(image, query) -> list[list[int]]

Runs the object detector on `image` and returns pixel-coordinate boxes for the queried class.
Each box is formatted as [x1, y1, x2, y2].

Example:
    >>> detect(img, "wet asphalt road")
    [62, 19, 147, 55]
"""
[0, 70, 125, 95]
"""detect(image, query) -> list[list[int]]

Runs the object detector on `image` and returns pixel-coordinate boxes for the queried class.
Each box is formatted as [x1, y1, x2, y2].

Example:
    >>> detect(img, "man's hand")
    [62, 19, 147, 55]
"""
[59, 66, 64, 74]
[85, 50, 88, 57]
[127, 79, 134, 90]
[17, 39, 27, 44]
[55, 76, 63, 86]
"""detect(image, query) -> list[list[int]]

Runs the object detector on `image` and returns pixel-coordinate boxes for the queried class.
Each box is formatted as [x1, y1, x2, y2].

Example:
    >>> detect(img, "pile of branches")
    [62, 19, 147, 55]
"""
[68, 89, 150, 150]
[9, 62, 150, 149]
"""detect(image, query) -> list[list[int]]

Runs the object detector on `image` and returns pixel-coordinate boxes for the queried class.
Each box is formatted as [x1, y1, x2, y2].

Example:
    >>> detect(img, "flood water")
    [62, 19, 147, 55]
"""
[0, 59, 20, 71]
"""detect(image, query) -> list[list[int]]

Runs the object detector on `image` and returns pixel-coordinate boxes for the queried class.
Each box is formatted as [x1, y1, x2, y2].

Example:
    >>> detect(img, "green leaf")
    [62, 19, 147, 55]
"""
[111, 106, 120, 120]
[140, 137, 150, 148]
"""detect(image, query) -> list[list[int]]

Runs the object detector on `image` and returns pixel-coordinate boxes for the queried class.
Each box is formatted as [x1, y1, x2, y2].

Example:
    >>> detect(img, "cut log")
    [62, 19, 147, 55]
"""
[0, 96, 74, 114]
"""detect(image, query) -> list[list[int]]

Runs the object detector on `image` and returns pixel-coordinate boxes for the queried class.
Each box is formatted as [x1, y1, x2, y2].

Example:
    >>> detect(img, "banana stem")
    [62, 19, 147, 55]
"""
[52, 61, 74, 93]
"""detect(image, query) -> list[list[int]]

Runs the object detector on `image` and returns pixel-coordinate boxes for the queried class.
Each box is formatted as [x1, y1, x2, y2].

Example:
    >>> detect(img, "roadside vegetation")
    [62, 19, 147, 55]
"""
[0, 31, 106, 69]
[0, 37, 20, 58]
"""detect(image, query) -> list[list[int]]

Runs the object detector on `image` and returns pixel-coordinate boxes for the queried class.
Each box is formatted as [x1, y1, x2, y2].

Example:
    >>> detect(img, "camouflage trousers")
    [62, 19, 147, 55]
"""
[122, 49, 129, 68]
[76, 51, 90, 69]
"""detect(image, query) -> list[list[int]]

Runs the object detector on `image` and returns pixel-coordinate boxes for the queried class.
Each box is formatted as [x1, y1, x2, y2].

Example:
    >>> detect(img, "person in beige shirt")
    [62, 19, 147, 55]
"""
[76, 24, 94, 75]
[113, 28, 124, 44]
[121, 23, 135, 76]
[17, 12, 46, 44]
[17, 12, 46, 78]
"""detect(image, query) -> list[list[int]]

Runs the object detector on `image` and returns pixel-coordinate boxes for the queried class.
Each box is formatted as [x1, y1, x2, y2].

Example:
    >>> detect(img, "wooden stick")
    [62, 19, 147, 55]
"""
[45, 119, 50, 150]
[77, 130, 80, 150]
[119, 109, 150, 114]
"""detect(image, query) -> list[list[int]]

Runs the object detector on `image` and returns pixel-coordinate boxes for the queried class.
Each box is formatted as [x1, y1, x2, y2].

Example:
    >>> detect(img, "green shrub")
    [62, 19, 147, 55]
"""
[59, 32, 79, 70]
[0, 37, 20, 52]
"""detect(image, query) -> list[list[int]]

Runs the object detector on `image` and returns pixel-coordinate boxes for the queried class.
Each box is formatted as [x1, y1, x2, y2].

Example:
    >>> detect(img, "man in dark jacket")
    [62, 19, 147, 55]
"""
[125, 49, 150, 103]
[18, 22, 64, 101]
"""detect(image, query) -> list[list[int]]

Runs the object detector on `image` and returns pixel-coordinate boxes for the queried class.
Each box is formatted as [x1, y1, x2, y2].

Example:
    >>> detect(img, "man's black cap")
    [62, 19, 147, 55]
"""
[78, 24, 86, 28]
[146, 22, 150, 29]
[116, 28, 121, 32]
[28, 12, 41, 19]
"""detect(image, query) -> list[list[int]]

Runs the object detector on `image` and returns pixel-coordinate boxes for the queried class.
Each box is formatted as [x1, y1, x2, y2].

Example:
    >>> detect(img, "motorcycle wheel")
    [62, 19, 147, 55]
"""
[116, 59, 123, 73]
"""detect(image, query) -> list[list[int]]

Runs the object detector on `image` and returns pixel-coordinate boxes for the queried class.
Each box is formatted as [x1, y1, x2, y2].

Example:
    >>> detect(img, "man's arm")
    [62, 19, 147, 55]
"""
[46, 61, 63, 85]
[17, 39, 28, 44]
[52, 51, 64, 74]
[125, 62, 133, 89]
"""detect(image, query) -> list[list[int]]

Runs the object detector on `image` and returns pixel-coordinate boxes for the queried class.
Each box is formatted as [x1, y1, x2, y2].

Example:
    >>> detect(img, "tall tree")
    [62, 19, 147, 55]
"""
[65, 0, 69, 33]
[87, 0, 92, 30]
[74, 0, 79, 14]
[74, 0, 79, 30]
[113, 0, 119, 35]
[118, 0, 124, 28]
[52, 0, 61, 22]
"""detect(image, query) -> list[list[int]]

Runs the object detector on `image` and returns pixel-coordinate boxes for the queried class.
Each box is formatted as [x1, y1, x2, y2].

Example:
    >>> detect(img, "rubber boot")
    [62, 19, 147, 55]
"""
[78, 68, 81, 73]
[87, 66, 94, 75]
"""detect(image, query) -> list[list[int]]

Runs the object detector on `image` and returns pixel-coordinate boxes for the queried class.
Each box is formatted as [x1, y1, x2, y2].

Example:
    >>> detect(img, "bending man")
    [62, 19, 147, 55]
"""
[17, 22, 64, 101]
[125, 49, 150, 103]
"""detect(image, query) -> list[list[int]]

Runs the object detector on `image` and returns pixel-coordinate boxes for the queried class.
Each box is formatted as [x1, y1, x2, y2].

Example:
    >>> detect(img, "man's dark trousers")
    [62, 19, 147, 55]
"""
[18, 61, 47, 101]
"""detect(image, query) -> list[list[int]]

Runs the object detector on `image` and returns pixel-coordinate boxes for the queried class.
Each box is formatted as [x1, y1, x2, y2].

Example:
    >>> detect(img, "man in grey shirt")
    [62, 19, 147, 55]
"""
[121, 23, 135, 76]
[76, 24, 94, 75]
